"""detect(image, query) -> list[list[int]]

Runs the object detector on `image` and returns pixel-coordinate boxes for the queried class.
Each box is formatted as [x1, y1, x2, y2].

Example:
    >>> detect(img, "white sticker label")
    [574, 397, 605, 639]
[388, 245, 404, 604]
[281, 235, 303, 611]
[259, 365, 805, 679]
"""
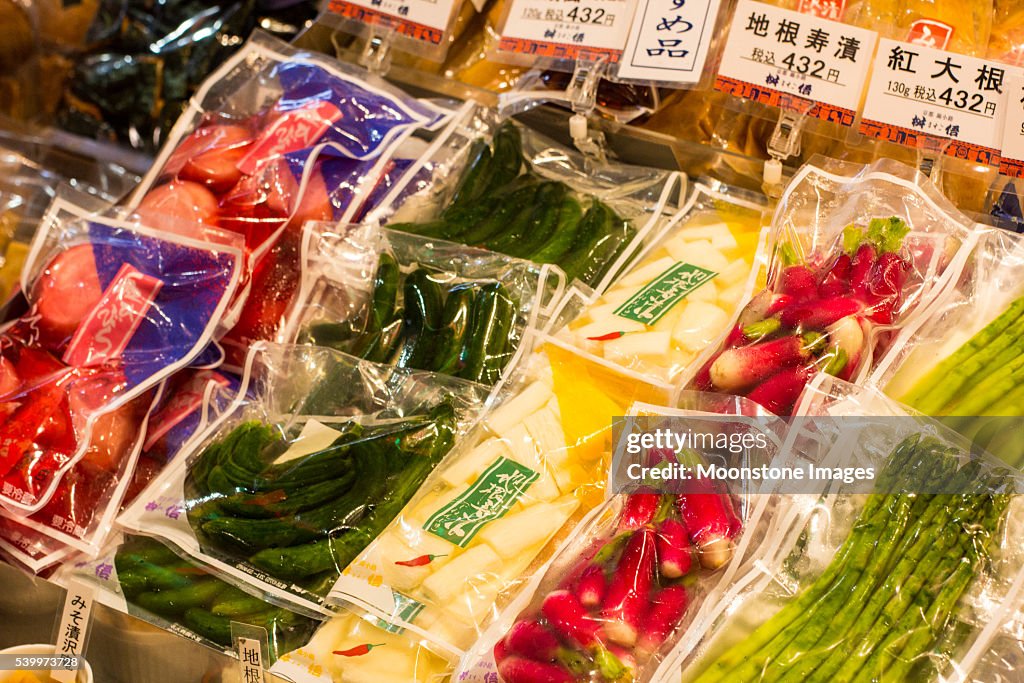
[273, 419, 343, 465]
[498, 0, 636, 63]
[860, 38, 1023, 165]
[238, 637, 265, 683]
[326, 0, 460, 47]
[616, 0, 721, 84]
[999, 75, 1024, 177]
[51, 581, 95, 683]
[714, 0, 877, 125]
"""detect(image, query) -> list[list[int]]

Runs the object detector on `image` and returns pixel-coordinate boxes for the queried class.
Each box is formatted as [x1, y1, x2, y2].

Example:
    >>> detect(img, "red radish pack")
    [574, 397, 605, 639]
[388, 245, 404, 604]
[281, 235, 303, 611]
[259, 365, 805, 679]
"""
[688, 159, 978, 416]
[130, 31, 448, 366]
[0, 199, 243, 524]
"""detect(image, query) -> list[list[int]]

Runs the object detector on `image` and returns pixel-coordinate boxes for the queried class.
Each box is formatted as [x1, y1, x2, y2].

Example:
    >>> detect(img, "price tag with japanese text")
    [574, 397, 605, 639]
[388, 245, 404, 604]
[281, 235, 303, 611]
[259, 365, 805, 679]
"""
[326, 0, 462, 53]
[999, 74, 1024, 178]
[51, 581, 95, 683]
[859, 39, 1022, 165]
[497, 0, 636, 65]
[714, 0, 878, 126]
[616, 0, 722, 84]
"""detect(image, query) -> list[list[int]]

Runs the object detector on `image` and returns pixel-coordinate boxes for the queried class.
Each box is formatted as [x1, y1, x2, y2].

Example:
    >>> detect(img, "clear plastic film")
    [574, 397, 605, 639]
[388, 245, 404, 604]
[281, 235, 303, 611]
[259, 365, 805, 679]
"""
[128, 30, 448, 366]
[117, 341, 488, 615]
[0, 195, 244, 534]
[553, 182, 768, 386]
[283, 222, 565, 388]
[670, 377, 1024, 683]
[455, 397, 786, 683]
[55, 533, 320, 663]
[370, 106, 681, 292]
[327, 335, 675, 656]
[684, 157, 979, 416]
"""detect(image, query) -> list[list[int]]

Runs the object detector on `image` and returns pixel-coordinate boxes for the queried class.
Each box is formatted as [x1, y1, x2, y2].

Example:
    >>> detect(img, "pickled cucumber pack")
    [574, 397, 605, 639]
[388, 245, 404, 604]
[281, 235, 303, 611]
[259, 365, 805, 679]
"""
[287, 223, 565, 388]
[118, 342, 487, 615]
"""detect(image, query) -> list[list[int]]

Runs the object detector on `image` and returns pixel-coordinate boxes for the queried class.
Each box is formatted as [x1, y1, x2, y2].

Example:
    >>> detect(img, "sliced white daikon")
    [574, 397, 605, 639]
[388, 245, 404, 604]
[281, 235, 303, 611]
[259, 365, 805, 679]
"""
[420, 544, 501, 603]
[672, 302, 730, 352]
[603, 331, 672, 362]
[478, 499, 577, 559]
[485, 381, 552, 438]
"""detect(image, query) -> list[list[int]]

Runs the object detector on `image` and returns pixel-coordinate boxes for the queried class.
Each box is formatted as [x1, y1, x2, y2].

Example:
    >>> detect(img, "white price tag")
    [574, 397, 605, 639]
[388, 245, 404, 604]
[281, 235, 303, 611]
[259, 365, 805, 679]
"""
[859, 39, 1023, 166]
[327, 0, 460, 48]
[51, 581, 95, 683]
[999, 75, 1024, 177]
[238, 637, 266, 683]
[616, 0, 722, 84]
[714, 0, 877, 126]
[498, 0, 636, 63]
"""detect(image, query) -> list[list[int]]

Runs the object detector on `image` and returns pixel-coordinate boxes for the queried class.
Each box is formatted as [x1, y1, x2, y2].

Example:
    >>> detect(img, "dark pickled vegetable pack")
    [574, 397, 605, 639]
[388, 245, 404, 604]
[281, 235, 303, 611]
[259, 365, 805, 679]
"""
[370, 106, 680, 292]
[285, 223, 566, 388]
[57, 534, 320, 662]
[0, 198, 243, 551]
[667, 379, 1024, 683]
[687, 158, 979, 416]
[117, 342, 487, 615]
[128, 31, 449, 367]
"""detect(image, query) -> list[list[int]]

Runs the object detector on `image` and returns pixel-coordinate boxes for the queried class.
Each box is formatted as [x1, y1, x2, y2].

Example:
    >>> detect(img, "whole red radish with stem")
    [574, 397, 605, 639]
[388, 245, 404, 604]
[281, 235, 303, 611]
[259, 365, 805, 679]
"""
[709, 336, 809, 392]
[600, 527, 656, 647]
[636, 584, 690, 657]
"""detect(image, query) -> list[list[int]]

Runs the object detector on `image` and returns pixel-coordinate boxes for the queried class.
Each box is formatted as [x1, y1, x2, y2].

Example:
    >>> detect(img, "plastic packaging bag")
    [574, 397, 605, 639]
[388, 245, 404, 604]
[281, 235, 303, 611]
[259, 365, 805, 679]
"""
[57, 534, 320, 662]
[285, 222, 566, 387]
[0, 197, 243, 526]
[327, 336, 675, 654]
[117, 341, 488, 615]
[372, 108, 680, 292]
[670, 377, 1024, 683]
[686, 158, 978, 415]
[454, 396, 786, 683]
[554, 182, 767, 386]
[128, 31, 448, 365]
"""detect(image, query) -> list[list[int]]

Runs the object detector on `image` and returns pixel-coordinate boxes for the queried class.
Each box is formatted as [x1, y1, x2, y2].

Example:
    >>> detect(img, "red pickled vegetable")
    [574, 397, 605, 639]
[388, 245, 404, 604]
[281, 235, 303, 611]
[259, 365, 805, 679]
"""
[576, 564, 607, 607]
[745, 364, 816, 415]
[494, 636, 510, 665]
[504, 619, 560, 661]
[497, 656, 574, 683]
[137, 180, 221, 229]
[286, 164, 333, 230]
[676, 491, 737, 570]
[541, 589, 602, 650]
[818, 253, 852, 297]
[601, 528, 656, 647]
[849, 243, 876, 298]
[617, 493, 660, 531]
[655, 517, 692, 578]
[779, 296, 863, 330]
[709, 336, 808, 392]
[777, 265, 817, 300]
[867, 252, 909, 324]
[765, 293, 793, 316]
[723, 324, 746, 348]
[0, 358, 20, 398]
[636, 585, 690, 657]
[33, 244, 103, 340]
[178, 124, 253, 192]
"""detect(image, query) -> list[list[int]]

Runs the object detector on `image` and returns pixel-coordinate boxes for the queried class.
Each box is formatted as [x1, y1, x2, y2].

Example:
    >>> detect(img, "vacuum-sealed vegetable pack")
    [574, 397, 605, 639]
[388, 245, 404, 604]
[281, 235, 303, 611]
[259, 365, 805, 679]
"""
[327, 337, 675, 656]
[670, 378, 1024, 683]
[57, 534, 320, 662]
[286, 223, 566, 387]
[0, 197, 243, 533]
[129, 31, 448, 366]
[118, 342, 487, 615]
[687, 159, 978, 415]
[373, 107, 680, 292]
[555, 182, 766, 386]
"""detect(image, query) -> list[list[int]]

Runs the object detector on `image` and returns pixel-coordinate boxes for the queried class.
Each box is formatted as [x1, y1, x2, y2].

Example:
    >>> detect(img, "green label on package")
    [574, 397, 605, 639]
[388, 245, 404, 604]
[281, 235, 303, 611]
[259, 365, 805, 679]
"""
[423, 457, 538, 547]
[376, 592, 425, 634]
[614, 262, 717, 325]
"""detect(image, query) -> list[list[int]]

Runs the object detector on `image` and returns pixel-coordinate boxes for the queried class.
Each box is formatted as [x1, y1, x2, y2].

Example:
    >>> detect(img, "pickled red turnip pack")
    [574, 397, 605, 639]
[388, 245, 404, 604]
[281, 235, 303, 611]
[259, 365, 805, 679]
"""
[0, 199, 243, 521]
[131, 31, 448, 365]
[688, 158, 979, 416]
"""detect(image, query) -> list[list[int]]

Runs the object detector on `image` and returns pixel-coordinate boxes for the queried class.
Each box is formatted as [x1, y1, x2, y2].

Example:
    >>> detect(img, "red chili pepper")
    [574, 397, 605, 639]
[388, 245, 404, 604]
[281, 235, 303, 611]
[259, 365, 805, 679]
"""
[394, 553, 446, 567]
[333, 643, 385, 657]
[587, 331, 626, 341]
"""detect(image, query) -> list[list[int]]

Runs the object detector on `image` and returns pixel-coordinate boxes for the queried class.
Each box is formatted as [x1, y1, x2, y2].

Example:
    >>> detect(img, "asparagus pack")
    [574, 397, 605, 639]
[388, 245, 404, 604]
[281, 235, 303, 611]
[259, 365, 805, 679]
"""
[117, 342, 487, 615]
[555, 182, 766, 386]
[284, 222, 566, 388]
[322, 337, 675, 669]
[687, 159, 978, 415]
[56, 534, 320, 663]
[668, 379, 1024, 683]
[126, 31, 448, 366]
[369, 106, 681, 291]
